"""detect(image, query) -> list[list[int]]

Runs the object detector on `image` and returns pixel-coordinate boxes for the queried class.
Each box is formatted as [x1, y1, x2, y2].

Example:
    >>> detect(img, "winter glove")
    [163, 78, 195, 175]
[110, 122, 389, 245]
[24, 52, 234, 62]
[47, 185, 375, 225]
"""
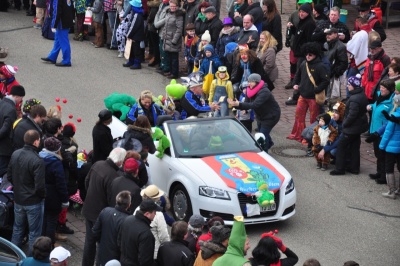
[66, 146, 77, 153]
[382, 110, 400, 124]
[365, 132, 380, 143]
[51, 28, 56, 33]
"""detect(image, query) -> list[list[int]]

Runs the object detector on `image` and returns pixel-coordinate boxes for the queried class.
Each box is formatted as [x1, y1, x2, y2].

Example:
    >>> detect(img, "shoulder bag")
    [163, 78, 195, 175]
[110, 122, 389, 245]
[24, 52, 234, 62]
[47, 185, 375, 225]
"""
[306, 62, 325, 105]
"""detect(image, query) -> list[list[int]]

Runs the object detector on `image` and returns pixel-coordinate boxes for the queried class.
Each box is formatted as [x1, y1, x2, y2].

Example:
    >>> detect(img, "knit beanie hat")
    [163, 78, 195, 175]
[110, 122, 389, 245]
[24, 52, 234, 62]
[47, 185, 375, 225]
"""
[63, 122, 76, 137]
[380, 79, 395, 92]
[0, 65, 17, 79]
[123, 158, 140, 174]
[10, 85, 25, 97]
[22, 98, 41, 114]
[348, 74, 362, 88]
[203, 44, 214, 53]
[299, 3, 312, 14]
[224, 42, 238, 56]
[210, 221, 231, 243]
[189, 214, 205, 229]
[44, 137, 62, 152]
[320, 113, 331, 125]
[105, 260, 121, 266]
[248, 73, 261, 83]
[314, 4, 326, 15]
[201, 30, 211, 42]
[396, 80, 400, 92]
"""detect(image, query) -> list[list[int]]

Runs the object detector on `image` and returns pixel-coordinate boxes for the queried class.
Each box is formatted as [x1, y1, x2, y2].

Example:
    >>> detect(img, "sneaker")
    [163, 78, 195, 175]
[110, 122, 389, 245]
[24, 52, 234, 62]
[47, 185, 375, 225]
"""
[306, 149, 314, 157]
[33, 24, 41, 29]
[382, 191, 396, 199]
[57, 224, 74, 234]
[118, 52, 124, 58]
[284, 79, 293, 90]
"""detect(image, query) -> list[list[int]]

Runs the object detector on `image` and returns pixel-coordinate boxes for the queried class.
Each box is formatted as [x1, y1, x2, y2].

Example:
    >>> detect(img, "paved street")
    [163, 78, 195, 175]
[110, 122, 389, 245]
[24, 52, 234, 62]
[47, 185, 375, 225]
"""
[1, 1, 400, 265]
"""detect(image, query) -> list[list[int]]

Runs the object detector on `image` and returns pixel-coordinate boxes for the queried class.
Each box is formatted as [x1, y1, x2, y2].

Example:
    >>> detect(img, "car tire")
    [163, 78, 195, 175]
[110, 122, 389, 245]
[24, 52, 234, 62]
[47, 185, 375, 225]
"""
[170, 184, 193, 222]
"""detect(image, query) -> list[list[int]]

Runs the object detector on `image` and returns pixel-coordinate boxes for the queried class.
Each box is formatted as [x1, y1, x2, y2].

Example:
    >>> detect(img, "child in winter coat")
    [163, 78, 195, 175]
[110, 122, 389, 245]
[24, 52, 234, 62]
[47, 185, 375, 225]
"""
[194, 30, 211, 69]
[236, 87, 254, 133]
[312, 113, 338, 171]
[87, 0, 104, 48]
[200, 44, 222, 98]
[379, 94, 400, 199]
[208, 66, 233, 117]
[184, 23, 199, 75]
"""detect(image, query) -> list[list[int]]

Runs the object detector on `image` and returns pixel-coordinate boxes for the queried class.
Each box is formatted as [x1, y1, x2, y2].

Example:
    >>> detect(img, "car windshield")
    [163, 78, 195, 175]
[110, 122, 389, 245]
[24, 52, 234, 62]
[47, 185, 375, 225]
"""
[167, 118, 261, 158]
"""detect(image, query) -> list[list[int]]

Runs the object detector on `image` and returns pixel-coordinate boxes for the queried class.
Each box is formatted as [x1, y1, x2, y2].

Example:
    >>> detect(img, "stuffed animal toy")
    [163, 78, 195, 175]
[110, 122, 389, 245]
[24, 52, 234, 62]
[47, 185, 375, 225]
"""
[254, 180, 275, 207]
[166, 79, 187, 99]
[104, 93, 136, 121]
[152, 127, 171, 159]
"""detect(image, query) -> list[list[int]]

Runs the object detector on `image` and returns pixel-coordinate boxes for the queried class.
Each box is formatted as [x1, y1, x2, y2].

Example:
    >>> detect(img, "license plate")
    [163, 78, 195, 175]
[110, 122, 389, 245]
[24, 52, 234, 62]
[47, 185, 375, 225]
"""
[260, 203, 276, 212]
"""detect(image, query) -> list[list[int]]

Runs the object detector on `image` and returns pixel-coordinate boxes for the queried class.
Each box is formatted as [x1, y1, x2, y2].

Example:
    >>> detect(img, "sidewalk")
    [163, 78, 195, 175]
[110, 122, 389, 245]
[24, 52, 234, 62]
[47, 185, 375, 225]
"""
[63, 0, 400, 253]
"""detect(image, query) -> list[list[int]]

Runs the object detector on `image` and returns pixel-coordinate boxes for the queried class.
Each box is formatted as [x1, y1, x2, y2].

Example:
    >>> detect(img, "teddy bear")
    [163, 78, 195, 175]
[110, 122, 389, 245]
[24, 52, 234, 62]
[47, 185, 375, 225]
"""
[104, 93, 136, 121]
[254, 180, 275, 207]
[152, 127, 171, 159]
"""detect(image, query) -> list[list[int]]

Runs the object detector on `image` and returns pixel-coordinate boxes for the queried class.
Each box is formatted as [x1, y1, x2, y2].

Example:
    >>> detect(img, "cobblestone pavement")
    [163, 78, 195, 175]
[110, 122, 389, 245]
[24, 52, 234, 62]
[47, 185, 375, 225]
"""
[58, 0, 400, 260]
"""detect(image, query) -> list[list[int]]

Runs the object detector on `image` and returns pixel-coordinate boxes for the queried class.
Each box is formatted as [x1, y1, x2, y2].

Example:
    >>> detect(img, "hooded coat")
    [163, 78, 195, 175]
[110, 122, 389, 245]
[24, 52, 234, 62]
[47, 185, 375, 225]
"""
[208, 71, 234, 106]
[379, 107, 400, 153]
[342, 87, 369, 135]
[162, 8, 185, 52]
[123, 125, 156, 154]
[194, 240, 227, 266]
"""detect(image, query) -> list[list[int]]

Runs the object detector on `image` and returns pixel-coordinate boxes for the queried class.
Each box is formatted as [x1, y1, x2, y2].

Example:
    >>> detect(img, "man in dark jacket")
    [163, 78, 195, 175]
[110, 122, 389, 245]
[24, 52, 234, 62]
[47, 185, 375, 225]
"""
[204, 6, 223, 47]
[233, 0, 263, 32]
[357, 3, 386, 42]
[184, 0, 199, 26]
[41, 0, 74, 66]
[93, 190, 131, 266]
[13, 104, 47, 151]
[0, 85, 25, 176]
[110, 158, 142, 214]
[236, 14, 259, 50]
[118, 199, 162, 266]
[228, 0, 248, 27]
[7, 130, 45, 256]
[324, 27, 348, 106]
[330, 74, 369, 176]
[157, 221, 195, 266]
[81, 147, 127, 266]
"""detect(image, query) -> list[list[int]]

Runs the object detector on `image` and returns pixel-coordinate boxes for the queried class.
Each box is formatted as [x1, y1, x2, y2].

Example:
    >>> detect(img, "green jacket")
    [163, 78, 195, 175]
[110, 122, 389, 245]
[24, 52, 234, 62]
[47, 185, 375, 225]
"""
[212, 220, 250, 266]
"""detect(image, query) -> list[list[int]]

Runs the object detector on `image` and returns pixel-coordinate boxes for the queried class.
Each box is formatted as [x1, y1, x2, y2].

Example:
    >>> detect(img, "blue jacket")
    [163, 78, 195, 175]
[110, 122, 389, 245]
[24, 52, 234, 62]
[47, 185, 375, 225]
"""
[127, 101, 164, 127]
[379, 108, 400, 153]
[180, 90, 211, 118]
[215, 29, 240, 59]
[199, 54, 222, 75]
[369, 92, 394, 133]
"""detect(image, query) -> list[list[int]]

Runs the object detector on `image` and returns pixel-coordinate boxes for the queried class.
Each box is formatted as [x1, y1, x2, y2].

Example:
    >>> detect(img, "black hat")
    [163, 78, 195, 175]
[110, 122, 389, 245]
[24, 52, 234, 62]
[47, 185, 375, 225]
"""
[204, 6, 216, 14]
[210, 221, 231, 243]
[299, 3, 312, 14]
[358, 3, 370, 12]
[301, 42, 321, 57]
[98, 109, 112, 122]
[10, 85, 25, 97]
[325, 27, 338, 34]
[139, 199, 163, 212]
[62, 122, 76, 137]
[44, 137, 62, 152]
[369, 40, 382, 49]
[320, 113, 331, 125]
[314, 4, 326, 15]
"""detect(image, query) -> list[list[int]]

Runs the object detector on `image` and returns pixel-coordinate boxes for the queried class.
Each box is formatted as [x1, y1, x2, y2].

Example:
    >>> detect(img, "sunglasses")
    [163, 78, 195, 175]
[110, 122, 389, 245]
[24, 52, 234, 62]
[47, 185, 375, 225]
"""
[306, 53, 315, 57]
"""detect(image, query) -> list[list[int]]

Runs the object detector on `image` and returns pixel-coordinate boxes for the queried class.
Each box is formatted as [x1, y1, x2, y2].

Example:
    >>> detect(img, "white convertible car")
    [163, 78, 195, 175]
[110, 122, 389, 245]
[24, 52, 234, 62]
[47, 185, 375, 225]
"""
[147, 117, 296, 225]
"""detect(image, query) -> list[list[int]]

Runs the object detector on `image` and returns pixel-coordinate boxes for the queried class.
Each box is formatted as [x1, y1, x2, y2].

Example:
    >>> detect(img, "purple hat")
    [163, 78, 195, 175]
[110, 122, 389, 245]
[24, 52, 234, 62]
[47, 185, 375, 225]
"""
[223, 17, 233, 25]
[348, 74, 362, 88]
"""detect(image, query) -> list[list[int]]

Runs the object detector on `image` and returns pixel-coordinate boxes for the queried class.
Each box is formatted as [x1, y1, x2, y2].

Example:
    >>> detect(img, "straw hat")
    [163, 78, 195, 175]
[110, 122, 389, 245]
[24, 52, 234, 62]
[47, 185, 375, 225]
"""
[140, 185, 165, 199]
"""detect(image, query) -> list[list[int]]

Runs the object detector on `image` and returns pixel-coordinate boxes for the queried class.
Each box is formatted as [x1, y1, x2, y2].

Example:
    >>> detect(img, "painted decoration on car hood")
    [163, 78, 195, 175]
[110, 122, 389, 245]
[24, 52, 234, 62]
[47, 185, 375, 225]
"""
[201, 152, 284, 194]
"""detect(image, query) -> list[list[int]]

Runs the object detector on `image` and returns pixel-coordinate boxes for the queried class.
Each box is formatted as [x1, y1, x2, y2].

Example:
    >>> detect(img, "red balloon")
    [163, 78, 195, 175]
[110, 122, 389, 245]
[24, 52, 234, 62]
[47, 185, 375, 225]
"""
[77, 118, 82, 122]
[68, 114, 73, 119]
[62, 99, 67, 103]
[55, 97, 60, 102]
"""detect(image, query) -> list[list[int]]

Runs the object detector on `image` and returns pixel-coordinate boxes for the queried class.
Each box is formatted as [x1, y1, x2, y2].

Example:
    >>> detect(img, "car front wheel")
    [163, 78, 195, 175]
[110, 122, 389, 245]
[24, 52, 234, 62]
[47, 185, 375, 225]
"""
[171, 184, 193, 222]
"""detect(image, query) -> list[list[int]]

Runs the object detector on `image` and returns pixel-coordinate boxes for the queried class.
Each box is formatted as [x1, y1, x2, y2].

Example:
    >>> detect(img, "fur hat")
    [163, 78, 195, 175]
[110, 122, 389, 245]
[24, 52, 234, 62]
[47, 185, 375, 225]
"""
[44, 137, 62, 152]
[185, 23, 195, 31]
[63, 122, 76, 137]
[207, 216, 224, 229]
[301, 42, 321, 57]
[248, 73, 261, 83]
[0, 65, 17, 79]
[299, 3, 312, 14]
[210, 221, 231, 243]
[98, 109, 112, 122]
[22, 98, 41, 114]
[332, 102, 346, 122]
[203, 44, 214, 53]
[201, 30, 211, 42]
[10, 85, 25, 97]
[348, 74, 362, 88]
[320, 113, 331, 125]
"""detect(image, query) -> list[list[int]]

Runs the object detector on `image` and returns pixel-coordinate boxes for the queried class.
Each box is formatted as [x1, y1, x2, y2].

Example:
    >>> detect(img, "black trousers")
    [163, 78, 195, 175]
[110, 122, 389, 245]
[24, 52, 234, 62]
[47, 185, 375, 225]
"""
[335, 133, 361, 172]
[373, 137, 386, 176]
[148, 31, 160, 62]
[385, 152, 400, 173]
[82, 219, 96, 266]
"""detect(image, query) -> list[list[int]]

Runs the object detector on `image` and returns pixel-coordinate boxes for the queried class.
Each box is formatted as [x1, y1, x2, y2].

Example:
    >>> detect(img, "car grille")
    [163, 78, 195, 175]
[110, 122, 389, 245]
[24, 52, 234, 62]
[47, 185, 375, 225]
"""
[237, 190, 280, 218]
[199, 209, 234, 221]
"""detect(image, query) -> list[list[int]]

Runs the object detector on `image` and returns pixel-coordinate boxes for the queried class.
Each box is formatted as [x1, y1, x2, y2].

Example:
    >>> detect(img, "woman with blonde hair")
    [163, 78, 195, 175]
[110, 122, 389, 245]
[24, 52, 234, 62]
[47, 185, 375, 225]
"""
[126, 90, 165, 126]
[257, 31, 279, 83]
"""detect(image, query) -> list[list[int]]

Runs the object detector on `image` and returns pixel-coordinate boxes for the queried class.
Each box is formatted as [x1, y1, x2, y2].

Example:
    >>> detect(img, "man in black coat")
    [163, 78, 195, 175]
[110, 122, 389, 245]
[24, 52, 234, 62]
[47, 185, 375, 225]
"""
[228, 0, 248, 27]
[204, 6, 223, 47]
[233, 0, 263, 31]
[13, 104, 47, 151]
[92, 190, 131, 266]
[236, 14, 260, 50]
[157, 221, 195, 266]
[81, 147, 127, 266]
[330, 74, 369, 176]
[8, 130, 45, 255]
[110, 158, 143, 214]
[118, 199, 162, 266]
[0, 85, 25, 176]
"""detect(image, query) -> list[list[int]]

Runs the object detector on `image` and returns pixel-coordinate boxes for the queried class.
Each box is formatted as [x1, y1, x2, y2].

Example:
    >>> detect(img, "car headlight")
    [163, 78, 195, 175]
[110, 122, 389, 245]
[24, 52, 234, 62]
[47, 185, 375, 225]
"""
[285, 178, 295, 195]
[199, 186, 231, 200]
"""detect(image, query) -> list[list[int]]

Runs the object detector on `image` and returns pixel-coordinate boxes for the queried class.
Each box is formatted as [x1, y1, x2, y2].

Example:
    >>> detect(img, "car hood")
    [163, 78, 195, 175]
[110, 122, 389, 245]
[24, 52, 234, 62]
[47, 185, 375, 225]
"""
[179, 152, 286, 195]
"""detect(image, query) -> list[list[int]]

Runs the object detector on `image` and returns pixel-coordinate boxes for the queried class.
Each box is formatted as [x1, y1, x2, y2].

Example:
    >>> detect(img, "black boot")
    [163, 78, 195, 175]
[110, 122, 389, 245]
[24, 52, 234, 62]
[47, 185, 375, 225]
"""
[284, 78, 294, 90]
[376, 175, 387, 184]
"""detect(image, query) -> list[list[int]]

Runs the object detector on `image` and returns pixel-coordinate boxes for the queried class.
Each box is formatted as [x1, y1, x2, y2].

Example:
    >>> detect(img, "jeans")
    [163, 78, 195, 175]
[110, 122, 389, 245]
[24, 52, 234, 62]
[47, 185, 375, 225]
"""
[214, 102, 229, 117]
[12, 201, 44, 256]
[257, 123, 273, 153]
[0, 155, 10, 177]
[82, 219, 97, 266]
[47, 26, 71, 65]
[107, 11, 118, 48]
